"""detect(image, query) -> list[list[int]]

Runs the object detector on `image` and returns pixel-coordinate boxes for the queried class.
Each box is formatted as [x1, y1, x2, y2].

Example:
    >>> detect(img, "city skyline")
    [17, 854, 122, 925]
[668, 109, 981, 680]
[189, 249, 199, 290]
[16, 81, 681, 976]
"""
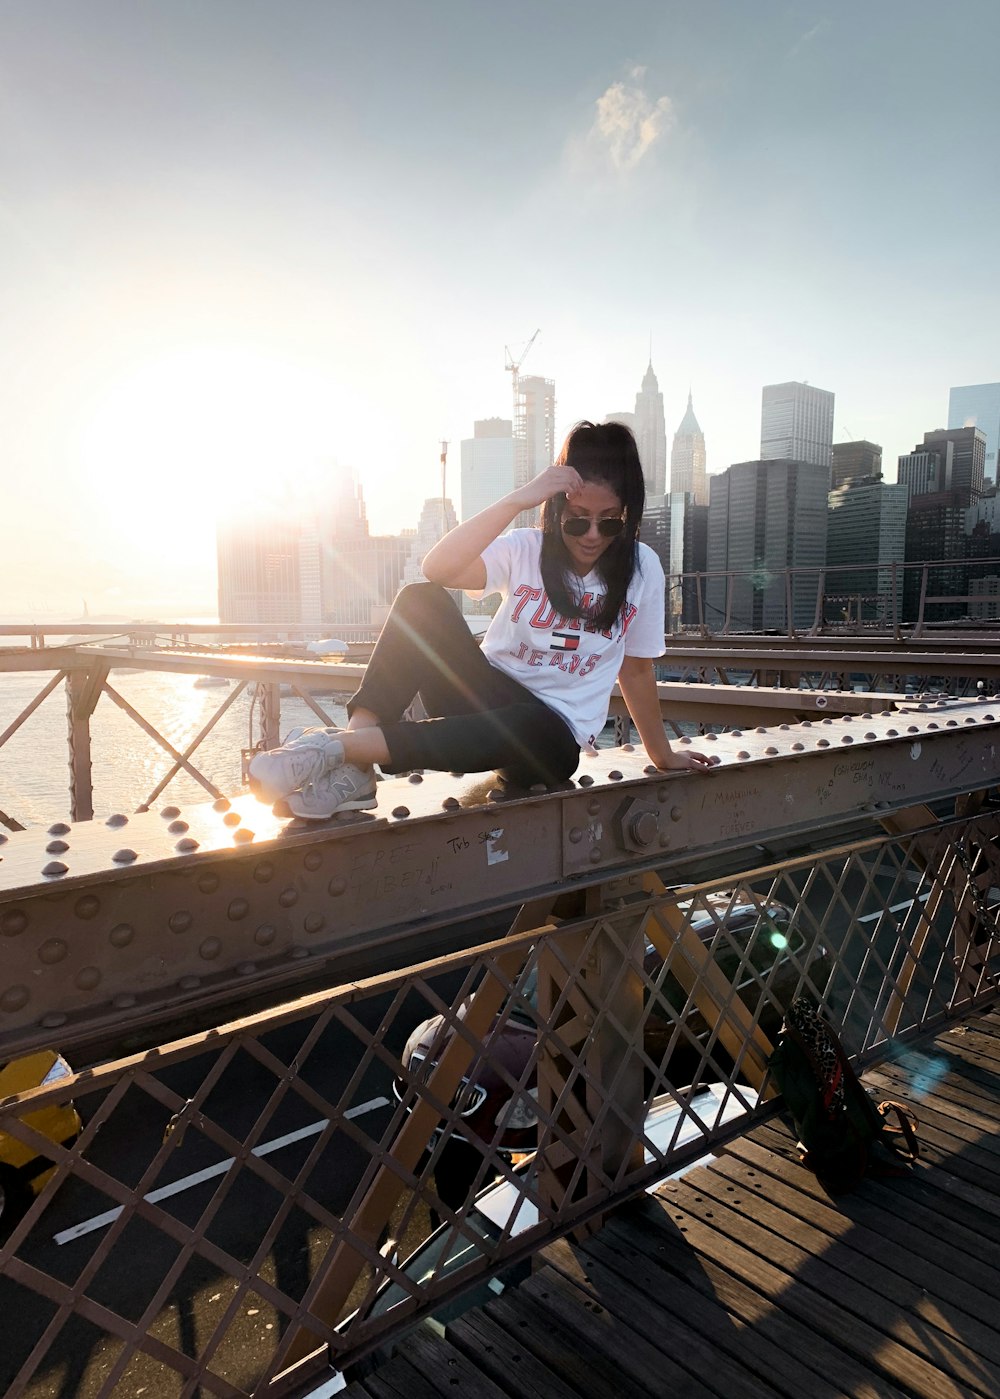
[3, 1, 999, 616]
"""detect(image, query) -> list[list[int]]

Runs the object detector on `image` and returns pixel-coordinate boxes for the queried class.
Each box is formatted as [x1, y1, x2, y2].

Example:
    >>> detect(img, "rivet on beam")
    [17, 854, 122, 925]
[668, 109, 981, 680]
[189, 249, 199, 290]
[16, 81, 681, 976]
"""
[106, 814, 129, 827]
[113, 849, 138, 863]
[48, 823, 70, 836]
[46, 840, 69, 854]
[42, 861, 68, 877]
[161, 806, 181, 819]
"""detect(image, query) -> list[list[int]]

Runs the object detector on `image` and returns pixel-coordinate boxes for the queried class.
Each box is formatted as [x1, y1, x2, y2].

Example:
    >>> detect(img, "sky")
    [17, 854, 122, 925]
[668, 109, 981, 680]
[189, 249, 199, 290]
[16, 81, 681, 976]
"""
[2, 0, 999, 618]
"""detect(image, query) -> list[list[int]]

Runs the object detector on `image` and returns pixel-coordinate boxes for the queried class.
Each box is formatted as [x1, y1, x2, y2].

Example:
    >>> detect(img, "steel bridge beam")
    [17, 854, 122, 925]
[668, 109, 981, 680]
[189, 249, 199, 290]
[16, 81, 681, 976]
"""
[1, 696, 997, 1059]
[660, 643, 1000, 680]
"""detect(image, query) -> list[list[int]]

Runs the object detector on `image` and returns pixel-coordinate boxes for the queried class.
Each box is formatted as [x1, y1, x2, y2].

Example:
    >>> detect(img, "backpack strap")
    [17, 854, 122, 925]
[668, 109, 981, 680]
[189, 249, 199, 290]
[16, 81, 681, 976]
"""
[877, 1100, 920, 1161]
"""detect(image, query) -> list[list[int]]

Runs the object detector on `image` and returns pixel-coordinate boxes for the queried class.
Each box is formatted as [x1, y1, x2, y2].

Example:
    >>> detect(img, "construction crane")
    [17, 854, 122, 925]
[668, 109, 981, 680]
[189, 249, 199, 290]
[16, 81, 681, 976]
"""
[504, 328, 540, 380]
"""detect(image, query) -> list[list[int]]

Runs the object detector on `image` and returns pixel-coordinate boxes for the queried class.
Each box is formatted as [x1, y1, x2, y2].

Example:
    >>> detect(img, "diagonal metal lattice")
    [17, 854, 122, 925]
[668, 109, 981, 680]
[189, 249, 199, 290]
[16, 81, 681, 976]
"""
[1, 811, 998, 1396]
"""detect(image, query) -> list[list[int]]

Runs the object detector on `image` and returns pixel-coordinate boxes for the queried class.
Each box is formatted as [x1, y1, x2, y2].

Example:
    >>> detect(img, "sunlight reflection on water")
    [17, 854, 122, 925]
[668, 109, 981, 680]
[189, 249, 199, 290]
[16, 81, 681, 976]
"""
[0, 670, 348, 827]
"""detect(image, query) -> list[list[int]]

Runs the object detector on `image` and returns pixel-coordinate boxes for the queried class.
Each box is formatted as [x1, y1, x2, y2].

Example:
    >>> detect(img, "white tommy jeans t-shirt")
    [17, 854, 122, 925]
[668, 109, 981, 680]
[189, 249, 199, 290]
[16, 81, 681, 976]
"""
[467, 529, 666, 748]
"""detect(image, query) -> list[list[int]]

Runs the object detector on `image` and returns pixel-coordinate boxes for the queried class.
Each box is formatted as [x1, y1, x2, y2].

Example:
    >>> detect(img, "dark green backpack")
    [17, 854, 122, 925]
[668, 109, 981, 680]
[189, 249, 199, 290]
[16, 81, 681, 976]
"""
[768, 998, 918, 1194]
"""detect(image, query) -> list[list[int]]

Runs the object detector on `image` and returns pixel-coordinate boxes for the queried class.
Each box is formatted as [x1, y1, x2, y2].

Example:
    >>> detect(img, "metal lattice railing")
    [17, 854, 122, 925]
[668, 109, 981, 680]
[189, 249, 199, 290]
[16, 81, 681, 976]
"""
[1, 811, 998, 1397]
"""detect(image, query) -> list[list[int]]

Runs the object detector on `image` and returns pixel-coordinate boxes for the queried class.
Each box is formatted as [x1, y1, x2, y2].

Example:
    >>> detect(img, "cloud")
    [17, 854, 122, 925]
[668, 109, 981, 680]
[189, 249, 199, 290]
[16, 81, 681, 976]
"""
[587, 67, 675, 173]
[786, 18, 831, 61]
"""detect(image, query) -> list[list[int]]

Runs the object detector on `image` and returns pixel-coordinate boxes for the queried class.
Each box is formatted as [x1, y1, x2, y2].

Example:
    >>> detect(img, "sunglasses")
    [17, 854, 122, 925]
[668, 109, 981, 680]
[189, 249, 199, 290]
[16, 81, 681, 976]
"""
[561, 515, 626, 538]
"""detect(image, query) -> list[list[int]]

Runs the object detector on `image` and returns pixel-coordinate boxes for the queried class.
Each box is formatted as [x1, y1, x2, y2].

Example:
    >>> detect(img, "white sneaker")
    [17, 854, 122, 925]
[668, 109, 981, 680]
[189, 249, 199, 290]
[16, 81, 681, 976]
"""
[285, 764, 378, 820]
[249, 728, 345, 802]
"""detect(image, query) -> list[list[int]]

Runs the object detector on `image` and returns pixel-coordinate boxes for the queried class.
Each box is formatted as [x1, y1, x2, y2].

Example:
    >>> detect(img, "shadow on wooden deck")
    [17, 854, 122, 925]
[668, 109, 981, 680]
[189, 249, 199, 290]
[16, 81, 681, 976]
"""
[343, 1007, 1000, 1399]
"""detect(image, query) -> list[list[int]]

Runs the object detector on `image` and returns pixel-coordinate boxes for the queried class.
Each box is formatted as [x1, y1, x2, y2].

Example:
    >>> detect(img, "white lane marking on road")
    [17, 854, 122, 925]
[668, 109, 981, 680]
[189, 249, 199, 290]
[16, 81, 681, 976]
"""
[54, 1095, 391, 1245]
[301, 1373, 346, 1397]
[857, 894, 930, 923]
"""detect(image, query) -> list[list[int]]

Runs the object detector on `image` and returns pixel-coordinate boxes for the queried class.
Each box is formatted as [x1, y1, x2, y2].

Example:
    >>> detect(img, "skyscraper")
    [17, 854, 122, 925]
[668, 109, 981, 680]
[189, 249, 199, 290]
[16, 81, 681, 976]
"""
[634, 362, 666, 498]
[217, 512, 310, 626]
[707, 459, 829, 630]
[898, 428, 986, 506]
[321, 535, 408, 628]
[401, 497, 459, 587]
[899, 427, 987, 622]
[921, 427, 986, 504]
[831, 440, 882, 490]
[670, 391, 707, 504]
[460, 418, 514, 521]
[512, 374, 556, 527]
[827, 476, 907, 624]
[640, 493, 686, 630]
[949, 383, 1000, 486]
[760, 382, 835, 472]
[640, 492, 707, 631]
[903, 489, 969, 622]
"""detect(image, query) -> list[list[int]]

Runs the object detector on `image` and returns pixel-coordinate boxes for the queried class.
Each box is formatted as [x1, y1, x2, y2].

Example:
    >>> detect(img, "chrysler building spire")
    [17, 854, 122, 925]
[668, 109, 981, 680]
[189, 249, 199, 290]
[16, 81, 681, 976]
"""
[670, 389, 708, 504]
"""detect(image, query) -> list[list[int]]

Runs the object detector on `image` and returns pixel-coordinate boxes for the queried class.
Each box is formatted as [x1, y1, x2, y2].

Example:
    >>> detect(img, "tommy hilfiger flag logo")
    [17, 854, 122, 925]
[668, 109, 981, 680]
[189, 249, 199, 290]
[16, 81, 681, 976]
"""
[549, 632, 580, 652]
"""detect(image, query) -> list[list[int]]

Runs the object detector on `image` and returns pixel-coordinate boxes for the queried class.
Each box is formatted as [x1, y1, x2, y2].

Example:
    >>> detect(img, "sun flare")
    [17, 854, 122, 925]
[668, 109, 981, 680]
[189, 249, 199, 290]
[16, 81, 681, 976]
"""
[79, 346, 342, 525]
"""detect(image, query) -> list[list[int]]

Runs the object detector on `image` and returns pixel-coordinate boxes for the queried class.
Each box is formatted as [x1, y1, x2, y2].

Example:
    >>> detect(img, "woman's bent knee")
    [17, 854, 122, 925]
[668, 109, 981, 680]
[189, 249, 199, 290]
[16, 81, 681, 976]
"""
[393, 581, 452, 616]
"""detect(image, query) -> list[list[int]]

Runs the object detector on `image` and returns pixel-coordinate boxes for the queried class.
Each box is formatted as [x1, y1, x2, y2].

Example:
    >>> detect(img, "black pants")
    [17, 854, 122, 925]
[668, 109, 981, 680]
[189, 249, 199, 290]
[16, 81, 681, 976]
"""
[348, 583, 580, 786]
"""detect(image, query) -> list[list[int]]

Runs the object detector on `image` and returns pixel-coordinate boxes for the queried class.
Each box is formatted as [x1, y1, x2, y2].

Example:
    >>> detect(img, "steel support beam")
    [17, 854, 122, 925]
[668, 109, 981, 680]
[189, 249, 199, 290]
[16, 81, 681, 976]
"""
[65, 665, 107, 822]
[1, 697, 997, 1058]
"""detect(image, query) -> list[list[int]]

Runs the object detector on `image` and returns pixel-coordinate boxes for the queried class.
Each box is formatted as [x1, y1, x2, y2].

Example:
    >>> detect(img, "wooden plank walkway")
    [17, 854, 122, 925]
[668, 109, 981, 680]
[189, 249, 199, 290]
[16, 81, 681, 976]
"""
[344, 1007, 1000, 1399]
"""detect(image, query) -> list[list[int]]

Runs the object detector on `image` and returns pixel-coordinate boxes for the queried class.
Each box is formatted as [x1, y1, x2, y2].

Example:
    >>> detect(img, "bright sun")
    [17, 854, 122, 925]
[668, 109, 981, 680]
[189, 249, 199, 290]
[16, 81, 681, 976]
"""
[80, 345, 340, 525]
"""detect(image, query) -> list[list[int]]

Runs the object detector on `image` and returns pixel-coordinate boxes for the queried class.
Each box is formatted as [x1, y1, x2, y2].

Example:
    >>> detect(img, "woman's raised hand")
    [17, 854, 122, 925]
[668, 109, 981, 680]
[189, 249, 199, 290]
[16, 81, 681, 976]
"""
[513, 462, 584, 509]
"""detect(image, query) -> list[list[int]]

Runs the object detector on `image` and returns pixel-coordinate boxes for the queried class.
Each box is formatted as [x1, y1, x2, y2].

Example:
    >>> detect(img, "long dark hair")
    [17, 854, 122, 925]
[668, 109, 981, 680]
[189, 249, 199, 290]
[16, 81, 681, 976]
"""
[539, 420, 645, 632]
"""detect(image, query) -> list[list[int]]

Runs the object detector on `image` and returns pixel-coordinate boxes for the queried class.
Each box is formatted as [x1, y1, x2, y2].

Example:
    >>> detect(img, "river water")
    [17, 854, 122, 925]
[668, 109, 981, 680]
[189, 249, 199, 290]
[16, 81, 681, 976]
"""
[0, 670, 349, 828]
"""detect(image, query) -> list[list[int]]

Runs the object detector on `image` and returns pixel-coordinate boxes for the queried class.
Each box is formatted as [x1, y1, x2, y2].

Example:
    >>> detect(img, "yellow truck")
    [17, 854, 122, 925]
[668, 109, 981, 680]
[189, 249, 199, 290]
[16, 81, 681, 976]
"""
[0, 1051, 81, 1227]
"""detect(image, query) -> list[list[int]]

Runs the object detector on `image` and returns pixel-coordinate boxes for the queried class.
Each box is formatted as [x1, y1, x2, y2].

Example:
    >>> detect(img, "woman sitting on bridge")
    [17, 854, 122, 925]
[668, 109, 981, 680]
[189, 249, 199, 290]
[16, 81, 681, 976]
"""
[250, 420, 715, 819]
